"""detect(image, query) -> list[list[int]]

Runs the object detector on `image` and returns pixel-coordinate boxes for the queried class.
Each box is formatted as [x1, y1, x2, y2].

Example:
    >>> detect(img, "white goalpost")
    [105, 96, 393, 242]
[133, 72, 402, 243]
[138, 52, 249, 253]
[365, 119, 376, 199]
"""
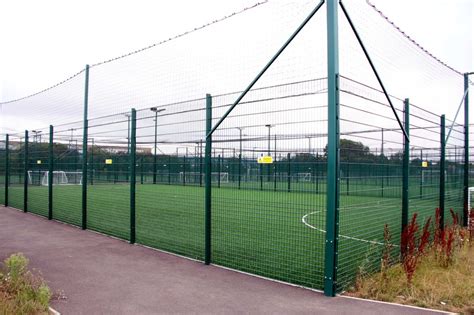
[179, 172, 229, 184]
[28, 171, 82, 186]
[468, 187, 474, 226]
[421, 170, 448, 184]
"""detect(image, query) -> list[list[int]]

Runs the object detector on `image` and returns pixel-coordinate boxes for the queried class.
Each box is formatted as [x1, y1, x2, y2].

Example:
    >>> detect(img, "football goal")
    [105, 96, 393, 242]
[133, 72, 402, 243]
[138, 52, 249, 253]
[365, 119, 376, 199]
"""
[421, 170, 447, 184]
[28, 171, 82, 186]
[179, 172, 229, 184]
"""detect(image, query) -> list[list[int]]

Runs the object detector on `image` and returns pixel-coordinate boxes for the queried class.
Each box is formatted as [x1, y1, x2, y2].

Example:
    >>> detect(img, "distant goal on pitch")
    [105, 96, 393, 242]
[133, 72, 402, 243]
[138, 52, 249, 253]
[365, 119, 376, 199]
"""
[27, 171, 82, 186]
[179, 172, 229, 184]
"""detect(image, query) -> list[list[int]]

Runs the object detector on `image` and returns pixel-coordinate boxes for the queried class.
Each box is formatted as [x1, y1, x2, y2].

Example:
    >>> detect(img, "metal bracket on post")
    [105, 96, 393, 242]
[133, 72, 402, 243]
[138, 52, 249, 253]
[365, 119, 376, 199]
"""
[324, 0, 340, 297]
[204, 94, 212, 265]
[130, 108, 137, 244]
[440, 115, 446, 230]
[82, 64, 90, 230]
[401, 99, 410, 254]
[23, 130, 29, 213]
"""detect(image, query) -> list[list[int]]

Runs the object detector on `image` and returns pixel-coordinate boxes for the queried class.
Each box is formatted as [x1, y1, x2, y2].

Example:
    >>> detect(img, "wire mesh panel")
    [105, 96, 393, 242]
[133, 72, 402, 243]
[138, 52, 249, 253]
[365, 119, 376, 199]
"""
[445, 119, 465, 223]
[335, 0, 466, 291]
[337, 77, 404, 290]
[408, 106, 441, 225]
[211, 70, 327, 288]
[51, 123, 83, 226]
[7, 133, 25, 211]
[27, 127, 51, 217]
[85, 114, 131, 240]
[134, 100, 206, 260]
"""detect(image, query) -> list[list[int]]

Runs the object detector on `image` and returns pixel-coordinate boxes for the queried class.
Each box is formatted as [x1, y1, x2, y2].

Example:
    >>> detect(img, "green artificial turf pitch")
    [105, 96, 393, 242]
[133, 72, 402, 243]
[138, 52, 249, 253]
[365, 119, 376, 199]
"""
[3, 181, 462, 291]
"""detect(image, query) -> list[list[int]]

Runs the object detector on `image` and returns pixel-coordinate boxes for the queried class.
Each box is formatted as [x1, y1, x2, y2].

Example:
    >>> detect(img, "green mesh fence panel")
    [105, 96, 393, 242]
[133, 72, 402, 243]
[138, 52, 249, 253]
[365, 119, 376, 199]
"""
[211, 74, 327, 289]
[8, 134, 25, 211]
[134, 100, 205, 260]
[27, 126, 50, 217]
[51, 123, 83, 227]
[336, 77, 403, 290]
[445, 119, 465, 224]
[408, 105, 441, 227]
[86, 114, 131, 240]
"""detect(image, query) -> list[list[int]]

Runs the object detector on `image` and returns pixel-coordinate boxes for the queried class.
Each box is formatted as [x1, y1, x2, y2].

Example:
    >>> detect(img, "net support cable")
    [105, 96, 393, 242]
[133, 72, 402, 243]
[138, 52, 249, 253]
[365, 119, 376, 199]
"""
[207, 0, 325, 138]
[339, 0, 409, 142]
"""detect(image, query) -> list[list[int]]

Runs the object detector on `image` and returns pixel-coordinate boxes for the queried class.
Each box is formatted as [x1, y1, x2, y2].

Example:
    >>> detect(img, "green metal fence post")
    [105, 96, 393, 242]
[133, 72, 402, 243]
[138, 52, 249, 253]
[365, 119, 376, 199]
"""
[238, 154, 242, 189]
[402, 98, 410, 253]
[5, 134, 9, 207]
[217, 155, 221, 188]
[140, 156, 144, 184]
[23, 130, 29, 213]
[130, 108, 137, 244]
[324, 0, 340, 297]
[463, 73, 469, 227]
[183, 155, 187, 186]
[287, 153, 291, 192]
[205, 94, 212, 265]
[82, 64, 90, 230]
[168, 155, 171, 185]
[200, 140, 203, 187]
[440, 114, 446, 230]
[420, 149, 423, 199]
[48, 125, 54, 220]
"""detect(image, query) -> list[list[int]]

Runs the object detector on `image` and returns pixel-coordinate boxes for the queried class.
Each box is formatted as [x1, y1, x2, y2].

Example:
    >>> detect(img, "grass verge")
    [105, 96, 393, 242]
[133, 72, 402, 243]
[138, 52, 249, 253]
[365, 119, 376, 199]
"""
[347, 238, 473, 313]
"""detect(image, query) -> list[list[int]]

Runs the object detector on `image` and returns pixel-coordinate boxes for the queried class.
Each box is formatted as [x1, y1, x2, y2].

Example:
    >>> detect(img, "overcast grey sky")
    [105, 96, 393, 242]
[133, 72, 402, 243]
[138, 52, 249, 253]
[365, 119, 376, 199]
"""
[0, 0, 471, 101]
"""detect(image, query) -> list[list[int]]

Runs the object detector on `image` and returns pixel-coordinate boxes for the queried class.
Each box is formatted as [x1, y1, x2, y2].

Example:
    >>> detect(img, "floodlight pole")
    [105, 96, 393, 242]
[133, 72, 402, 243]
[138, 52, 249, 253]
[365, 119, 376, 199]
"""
[151, 107, 166, 184]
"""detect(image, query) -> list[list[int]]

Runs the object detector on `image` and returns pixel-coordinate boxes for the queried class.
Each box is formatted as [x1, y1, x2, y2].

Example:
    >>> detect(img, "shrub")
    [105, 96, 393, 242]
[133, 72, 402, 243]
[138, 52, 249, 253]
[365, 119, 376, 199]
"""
[0, 253, 51, 314]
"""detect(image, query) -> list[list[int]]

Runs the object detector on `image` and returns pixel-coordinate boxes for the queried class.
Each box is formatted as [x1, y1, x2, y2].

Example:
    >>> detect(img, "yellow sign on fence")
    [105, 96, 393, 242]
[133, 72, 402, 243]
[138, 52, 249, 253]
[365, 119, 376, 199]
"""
[105, 159, 113, 165]
[257, 156, 273, 164]
[422, 161, 428, 168]
[36, 160, 42, 165]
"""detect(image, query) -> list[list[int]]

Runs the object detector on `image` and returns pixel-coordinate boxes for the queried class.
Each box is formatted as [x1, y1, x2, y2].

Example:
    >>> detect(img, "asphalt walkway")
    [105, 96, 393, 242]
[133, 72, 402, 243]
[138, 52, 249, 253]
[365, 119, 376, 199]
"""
[0, 206, 447, 314]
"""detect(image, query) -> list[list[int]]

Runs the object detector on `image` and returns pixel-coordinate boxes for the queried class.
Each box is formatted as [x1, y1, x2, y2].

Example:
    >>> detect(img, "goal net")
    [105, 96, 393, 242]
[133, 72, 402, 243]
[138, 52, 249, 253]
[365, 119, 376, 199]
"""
[28, 171, 82, 186]
[421, 170, 448, 184]
[179, 172, 229, 184]
[296, 172, 311, 182]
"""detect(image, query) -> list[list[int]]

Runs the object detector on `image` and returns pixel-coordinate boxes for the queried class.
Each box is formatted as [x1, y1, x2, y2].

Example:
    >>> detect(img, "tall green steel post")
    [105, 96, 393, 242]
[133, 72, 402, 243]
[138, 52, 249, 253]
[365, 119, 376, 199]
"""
[5, 134, 9, 207]
[440, 115, 446, 230]
[463, 73, 469, 227]
[82, 64, 90, 230]
[130, 108, 137, 244]
[324, 0, 340, 297]
[204, 94, 212, 265]
[402, 98, 410, 253]
[48, 125, 54, 220]
[23, 130, 29, 213]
